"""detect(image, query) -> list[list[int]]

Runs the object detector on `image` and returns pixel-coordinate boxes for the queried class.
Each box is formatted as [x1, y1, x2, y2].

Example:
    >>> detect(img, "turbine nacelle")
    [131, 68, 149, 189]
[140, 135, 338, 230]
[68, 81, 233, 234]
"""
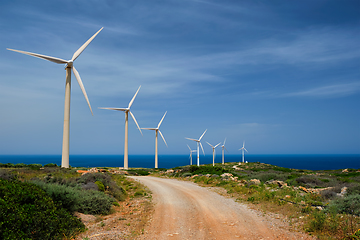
[99, 86, 142, 135]
[141, 111, 168, 147]
[65, 60, 74, 68]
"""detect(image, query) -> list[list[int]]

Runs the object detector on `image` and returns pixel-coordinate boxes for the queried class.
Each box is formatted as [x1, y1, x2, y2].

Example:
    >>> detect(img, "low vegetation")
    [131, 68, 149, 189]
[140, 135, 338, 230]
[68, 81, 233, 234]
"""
[0, 178, 85, 240]
[0, 163, 150, 239]
[157, 162, 360, 240]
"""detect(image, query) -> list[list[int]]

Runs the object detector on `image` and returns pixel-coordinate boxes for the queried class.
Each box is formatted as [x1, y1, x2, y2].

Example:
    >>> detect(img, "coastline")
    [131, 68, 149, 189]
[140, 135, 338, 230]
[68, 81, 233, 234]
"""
[1, 154, 359, 170]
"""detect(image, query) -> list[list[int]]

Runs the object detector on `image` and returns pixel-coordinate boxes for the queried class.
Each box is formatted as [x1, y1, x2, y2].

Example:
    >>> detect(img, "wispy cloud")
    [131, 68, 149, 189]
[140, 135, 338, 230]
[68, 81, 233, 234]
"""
[284, 82, 360, 98]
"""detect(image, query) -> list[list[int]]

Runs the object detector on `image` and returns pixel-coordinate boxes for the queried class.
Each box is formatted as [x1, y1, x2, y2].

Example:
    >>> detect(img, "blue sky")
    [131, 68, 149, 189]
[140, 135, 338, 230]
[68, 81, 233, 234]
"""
[0, 0, 359, 156]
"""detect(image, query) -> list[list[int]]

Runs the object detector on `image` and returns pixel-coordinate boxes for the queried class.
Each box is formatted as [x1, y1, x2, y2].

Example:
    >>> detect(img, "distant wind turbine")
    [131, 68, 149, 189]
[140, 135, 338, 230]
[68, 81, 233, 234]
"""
[239, 141, 248, 164]
[187, 144, 196, 165]
[99, 86, 142, 170]
[7, 28, 103, 168]
[141, 111, 168, 168]
[221, 138, 228, 164]
[185, 129, 207, 166]
[207, 142, 221, 166]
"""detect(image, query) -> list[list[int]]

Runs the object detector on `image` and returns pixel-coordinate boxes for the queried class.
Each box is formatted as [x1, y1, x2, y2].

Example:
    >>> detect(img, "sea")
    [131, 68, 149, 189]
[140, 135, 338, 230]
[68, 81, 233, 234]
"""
[0, 154, 359, 170]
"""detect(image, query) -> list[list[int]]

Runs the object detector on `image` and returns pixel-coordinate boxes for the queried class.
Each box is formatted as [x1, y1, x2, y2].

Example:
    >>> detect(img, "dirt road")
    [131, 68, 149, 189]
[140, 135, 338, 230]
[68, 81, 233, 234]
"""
[131, 176, 312, 240]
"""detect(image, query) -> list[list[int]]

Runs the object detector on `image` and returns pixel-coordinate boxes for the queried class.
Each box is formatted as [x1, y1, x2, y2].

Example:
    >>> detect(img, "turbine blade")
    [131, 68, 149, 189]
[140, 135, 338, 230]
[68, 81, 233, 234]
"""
[98, 107, 127, 111]
[187, 144, 191, 151]
[128, 85, 141, 108]
[206, 142, 213, 148]
[224, 146, 229, 152]
[215, 142, 221, 148]
[7, 48, 67, 64]
[185, 137, 198, 142]
[199, 129, 207, 141]
[141, 128, 156, 130]
[224, 138, 226, 145]
[243, 141, 245, 147]
[244, 148, 248, 153]
[129, 111, 142, 135]
[200, 142, 205, 156]
[157, 111, 167, 128]
[72, 66, 93, 115]
[72, 27, 103, 61]
[158, 130, 168, 147]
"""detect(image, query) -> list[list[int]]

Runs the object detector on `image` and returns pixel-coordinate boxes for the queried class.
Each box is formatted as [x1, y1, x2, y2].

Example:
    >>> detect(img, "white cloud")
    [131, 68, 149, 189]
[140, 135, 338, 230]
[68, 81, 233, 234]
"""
[284, 82, 360, 98]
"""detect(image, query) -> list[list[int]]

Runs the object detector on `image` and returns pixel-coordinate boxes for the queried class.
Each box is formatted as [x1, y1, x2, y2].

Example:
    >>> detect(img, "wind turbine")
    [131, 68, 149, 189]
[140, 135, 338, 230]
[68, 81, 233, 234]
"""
[187, 144, 196, 165]
[141, 111, 168, 168]
[99, 86, 142, 170]
[185, 129, 207, 166]
[7, 28, 103, 168]
[206, 142, 221, 166]
[221, 138, 228, 164]
[239, 141, 248, 164]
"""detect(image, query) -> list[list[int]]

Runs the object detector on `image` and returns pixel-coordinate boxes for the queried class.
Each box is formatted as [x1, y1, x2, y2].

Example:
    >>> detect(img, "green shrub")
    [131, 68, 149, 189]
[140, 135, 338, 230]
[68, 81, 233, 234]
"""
[346, 184, 360, 196]
[134, 191, 145, 197]
[308, 211, 326, 232]
[127, 169, 150, 176]
[250, 172, 282, 183]
[296, 175, 324, 188]
[14, 163, 27, 168]
[0, 163, 15, 168]
[78, 172, 126, 201]
[329, 194, 360, 215]
[0, 170, 16, 181]
[27, 163, 43, 170]
[272, 167, 292, 172]
[32, 181, 114, 215]
[95, 181, 105, 191]
[44, 163, 58, 168]
[82, 181, 99, 191]
[189, 165, 227, 175]
[182, 172, 192, 178]
[0, 179, 85, 240]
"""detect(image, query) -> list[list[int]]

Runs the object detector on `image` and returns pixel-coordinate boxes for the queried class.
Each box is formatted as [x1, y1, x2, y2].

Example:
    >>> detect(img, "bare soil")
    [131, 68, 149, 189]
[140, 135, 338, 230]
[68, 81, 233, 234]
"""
[131, 176, 314, 240]
[74, 183, 152, 240]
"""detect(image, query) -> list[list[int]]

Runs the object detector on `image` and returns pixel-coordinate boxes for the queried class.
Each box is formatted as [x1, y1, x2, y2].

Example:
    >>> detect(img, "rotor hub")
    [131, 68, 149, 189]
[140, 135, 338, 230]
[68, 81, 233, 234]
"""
[65, 60, 73, 68]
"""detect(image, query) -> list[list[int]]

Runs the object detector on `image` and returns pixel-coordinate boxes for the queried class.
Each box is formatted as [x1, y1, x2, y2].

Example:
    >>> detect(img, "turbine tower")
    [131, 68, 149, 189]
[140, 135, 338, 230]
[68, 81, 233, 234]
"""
[99, 86, 142, 169]
[239, 141, 248, 164]
[221, 138, 228, 164]
[141, 111, 168, 168]
[185, 129, 207, 166]
[7, 28, 103, 168]
[187, 144, 196, 165]
[206, 142, 221, 166]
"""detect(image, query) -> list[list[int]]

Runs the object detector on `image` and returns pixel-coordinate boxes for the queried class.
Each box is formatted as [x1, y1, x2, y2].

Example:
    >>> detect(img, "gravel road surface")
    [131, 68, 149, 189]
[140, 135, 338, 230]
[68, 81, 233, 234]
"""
[131, 176, 313, 240]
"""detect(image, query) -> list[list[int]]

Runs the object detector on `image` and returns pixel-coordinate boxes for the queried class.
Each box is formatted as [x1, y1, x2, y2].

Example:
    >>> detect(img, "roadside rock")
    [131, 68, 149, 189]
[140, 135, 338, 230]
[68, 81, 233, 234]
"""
[337, 187, 347, 197]
[266, 180, 288, 188]
[221, 173, 233, 178]
[250, 179, 261, 185]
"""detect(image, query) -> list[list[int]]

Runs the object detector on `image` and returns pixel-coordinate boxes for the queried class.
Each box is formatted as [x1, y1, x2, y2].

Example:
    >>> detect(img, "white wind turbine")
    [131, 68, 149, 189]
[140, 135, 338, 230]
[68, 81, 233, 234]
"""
[239, 141, 248, 164]
[185, 129, 207, 166]
[187, 144, 197, 165]
[221, 138, 229, 164]
[7, 28, 103, 168]
[206, 142, 221, 166]
[141, 111, 168, 169]
[99, 86, 142, 170]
